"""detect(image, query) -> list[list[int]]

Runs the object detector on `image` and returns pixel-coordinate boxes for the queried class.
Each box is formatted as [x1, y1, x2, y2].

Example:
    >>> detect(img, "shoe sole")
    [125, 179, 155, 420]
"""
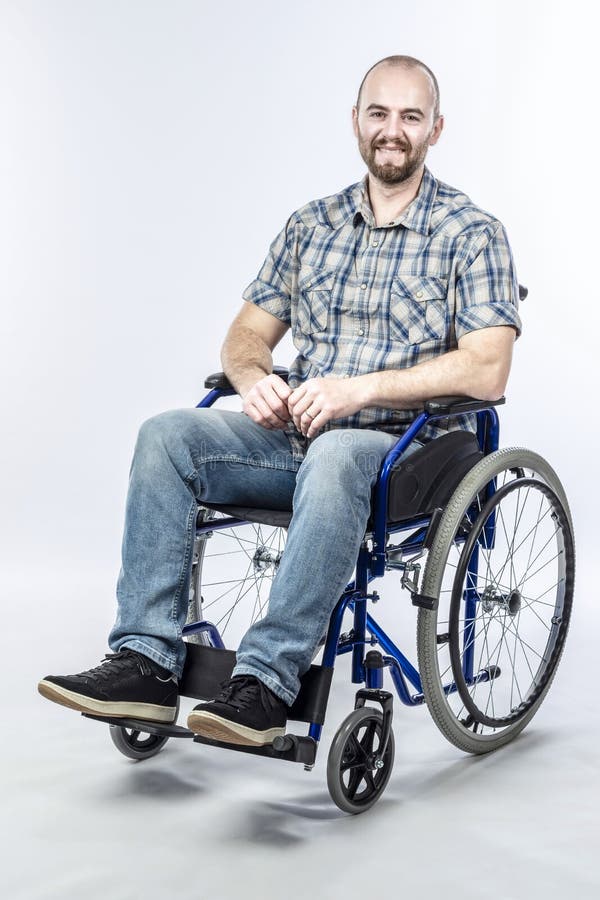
[38, 680, 177, 723]
[187, 710, 285, 747]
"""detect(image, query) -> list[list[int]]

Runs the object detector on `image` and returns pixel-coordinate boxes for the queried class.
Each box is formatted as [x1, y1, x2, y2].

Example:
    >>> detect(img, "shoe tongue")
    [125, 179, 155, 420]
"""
[110, 649, 152, 676]
[221, 675, 260, 705]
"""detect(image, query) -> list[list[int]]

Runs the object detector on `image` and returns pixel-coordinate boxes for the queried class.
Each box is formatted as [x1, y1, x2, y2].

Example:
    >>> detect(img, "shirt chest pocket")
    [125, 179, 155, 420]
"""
[390, 275, 448, 344]
[296, 268, 336, 335]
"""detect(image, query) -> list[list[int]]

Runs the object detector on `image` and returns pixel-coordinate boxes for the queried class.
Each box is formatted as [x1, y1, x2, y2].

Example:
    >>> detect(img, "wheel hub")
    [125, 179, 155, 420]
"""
[481, 585, 522, 616]
[252, 546, 282, 574]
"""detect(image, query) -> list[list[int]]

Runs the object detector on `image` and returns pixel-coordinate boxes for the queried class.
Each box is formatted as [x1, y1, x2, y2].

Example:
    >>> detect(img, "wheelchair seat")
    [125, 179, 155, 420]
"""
[199, 429, 482, 529]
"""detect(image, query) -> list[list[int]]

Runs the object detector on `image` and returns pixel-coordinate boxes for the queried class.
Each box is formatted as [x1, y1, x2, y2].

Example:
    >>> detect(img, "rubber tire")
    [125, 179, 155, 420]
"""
[327, 707, 395, 814]
[417, 447, 575, 754]
[109, 725, 170, 761]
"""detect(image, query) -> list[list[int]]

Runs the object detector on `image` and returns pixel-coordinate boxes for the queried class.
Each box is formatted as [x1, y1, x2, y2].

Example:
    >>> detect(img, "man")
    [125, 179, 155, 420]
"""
[38, 55, 521, 748]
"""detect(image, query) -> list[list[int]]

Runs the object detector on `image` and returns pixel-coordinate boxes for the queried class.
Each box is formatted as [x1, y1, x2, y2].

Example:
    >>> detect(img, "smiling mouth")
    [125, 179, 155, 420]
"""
[376, 146, 407, 153]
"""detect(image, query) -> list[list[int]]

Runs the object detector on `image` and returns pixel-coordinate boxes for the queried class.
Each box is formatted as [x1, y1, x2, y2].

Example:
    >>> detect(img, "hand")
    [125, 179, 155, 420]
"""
[241, 373, 292, 430]
[288, 376, 367, 439]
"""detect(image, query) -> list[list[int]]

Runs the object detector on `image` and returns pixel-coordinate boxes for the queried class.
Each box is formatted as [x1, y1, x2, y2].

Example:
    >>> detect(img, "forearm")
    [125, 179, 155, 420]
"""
[221, 324, 274, 397]
[357, 347, 507, 411]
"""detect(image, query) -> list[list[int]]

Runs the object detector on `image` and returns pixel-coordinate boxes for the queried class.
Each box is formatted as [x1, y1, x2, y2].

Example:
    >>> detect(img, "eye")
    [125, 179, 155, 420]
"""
[369, 111, 385, 118]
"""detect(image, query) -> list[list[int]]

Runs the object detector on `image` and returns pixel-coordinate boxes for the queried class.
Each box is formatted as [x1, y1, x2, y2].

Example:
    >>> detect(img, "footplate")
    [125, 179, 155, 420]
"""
[192, 732, 317, 765]
[82, 713, 194, 738]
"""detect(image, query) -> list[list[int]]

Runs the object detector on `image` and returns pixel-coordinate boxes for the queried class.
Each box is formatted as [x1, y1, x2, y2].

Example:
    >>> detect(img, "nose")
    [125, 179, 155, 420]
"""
[381, 112, 405, 141]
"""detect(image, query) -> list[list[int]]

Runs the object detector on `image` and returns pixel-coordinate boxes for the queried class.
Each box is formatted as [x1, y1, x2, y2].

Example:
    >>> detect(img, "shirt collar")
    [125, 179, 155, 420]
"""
[351, 167, 438, 236]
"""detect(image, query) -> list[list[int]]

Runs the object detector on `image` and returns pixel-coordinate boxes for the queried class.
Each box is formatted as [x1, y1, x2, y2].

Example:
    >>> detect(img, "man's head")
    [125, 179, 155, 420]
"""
[352, 55, 443, 186]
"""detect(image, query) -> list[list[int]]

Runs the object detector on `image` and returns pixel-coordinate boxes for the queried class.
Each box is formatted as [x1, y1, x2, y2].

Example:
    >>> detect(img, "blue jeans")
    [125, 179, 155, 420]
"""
[109, 408, 421, 705]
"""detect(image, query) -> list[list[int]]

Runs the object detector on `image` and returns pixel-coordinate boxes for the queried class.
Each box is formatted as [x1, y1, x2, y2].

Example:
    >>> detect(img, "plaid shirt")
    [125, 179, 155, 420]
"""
[243, 167, 522, 458]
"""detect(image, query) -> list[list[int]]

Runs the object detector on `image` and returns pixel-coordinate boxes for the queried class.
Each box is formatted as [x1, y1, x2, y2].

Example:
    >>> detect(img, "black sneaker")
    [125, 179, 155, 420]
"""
[187, 675, 288, 746]
[38, 649, 178, 723]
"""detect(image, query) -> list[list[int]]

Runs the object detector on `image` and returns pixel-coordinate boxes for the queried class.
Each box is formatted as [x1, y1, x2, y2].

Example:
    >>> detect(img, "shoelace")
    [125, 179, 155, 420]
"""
[82, 649, 153, 684]
[216, 676, 274, 711]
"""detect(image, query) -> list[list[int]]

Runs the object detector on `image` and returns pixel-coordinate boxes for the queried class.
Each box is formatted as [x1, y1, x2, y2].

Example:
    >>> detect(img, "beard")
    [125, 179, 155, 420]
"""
[357, 129, 432, 184]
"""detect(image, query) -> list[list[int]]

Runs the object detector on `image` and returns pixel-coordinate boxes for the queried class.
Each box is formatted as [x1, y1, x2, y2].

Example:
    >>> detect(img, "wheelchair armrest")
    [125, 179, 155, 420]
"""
[204, 366, 290, 391]
[424, 396, 505, 416]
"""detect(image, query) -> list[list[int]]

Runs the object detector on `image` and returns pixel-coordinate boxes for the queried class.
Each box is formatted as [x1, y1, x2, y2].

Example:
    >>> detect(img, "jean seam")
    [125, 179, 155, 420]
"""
[190, 452, 299, 474]
[169, 496, 197, 662]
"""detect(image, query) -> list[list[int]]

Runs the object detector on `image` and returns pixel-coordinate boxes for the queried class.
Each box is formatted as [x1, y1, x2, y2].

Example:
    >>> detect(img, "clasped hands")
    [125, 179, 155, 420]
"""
[242, 372, 366, 440]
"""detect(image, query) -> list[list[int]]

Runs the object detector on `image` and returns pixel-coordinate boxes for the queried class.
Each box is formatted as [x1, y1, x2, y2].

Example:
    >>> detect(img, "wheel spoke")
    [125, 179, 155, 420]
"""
[424, 463, 573, 738]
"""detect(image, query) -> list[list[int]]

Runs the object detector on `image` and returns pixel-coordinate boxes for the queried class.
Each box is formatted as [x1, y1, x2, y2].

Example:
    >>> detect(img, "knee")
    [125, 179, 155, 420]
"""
[303, 430, 379, 483]
[134, 409, 199, 473]
[300, 430, 373, 494]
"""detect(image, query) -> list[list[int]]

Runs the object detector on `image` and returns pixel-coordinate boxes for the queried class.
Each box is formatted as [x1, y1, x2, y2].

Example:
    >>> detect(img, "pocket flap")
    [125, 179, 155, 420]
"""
[299, 268, 336, 292]
[393, 275, 448, 301]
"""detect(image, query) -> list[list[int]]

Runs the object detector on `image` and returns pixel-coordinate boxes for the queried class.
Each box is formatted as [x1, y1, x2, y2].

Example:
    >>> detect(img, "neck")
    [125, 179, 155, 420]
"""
[367, 166, 425, 226]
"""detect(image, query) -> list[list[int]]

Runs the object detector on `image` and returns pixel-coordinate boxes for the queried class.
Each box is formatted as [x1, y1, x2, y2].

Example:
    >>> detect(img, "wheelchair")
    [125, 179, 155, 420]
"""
[90, 360, 575, 815]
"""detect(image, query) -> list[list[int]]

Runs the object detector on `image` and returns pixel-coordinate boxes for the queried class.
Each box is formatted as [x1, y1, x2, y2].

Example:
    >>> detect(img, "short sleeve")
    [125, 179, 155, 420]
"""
[242, 220, 295, 324]
[454, 222, 523, 340]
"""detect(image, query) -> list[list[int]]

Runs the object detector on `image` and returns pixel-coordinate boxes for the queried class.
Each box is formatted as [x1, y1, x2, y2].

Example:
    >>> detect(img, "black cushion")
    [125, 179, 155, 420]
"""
[384, 430, 483, 524]
[199, 502, 292, 528]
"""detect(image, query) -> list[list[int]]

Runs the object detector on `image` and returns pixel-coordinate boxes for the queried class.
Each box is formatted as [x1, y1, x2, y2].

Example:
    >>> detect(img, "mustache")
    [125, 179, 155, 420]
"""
[373, 140, 411, 151]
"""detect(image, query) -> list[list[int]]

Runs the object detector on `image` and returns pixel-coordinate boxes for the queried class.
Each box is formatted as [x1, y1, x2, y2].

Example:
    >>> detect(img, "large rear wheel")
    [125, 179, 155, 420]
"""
[185, 507, 288, 649]
[417, 448, 575, 753]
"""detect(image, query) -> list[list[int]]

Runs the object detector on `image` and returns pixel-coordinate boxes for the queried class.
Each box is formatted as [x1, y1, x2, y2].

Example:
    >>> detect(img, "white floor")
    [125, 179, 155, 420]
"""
[3, 559, 599, 900]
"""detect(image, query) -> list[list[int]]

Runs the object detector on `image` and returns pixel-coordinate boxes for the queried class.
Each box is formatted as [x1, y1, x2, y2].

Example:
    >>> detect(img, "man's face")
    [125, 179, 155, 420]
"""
[352, 64, 443, 185]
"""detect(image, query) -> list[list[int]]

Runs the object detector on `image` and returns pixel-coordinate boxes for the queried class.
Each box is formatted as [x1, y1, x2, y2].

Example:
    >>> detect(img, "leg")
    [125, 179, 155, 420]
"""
[38, 408, 300, 722]
[232, 429, 422, 704]
[109, 408, 300, 677]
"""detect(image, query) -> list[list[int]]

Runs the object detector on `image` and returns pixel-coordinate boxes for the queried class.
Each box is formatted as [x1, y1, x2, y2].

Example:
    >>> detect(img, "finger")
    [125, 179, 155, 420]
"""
[288, 383, 307, 410]
[294, 402, 315, 433]
[253, 380, 290, 422]
[262, 384, 292, 422]
[249, 386, 289, 427]
[292, 390, 316, 421]
[247, 395, 283, 429]
[244, 402, 273, 429]
[306, 409, 329, 439]
[270, 376, 293, 401]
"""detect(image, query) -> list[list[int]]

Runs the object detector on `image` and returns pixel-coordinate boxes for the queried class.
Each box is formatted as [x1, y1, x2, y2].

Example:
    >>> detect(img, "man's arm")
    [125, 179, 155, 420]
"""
[358, 325, 515, 409]
[221, 302, 292, 429]
[289, 326, 515, 438]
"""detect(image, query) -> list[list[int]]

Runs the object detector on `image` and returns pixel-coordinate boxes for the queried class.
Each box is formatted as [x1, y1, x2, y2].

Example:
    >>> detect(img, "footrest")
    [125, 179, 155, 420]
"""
[180, 643, 333, 725]
[82, 713, 194, 738]
[192, 732, 317, 765]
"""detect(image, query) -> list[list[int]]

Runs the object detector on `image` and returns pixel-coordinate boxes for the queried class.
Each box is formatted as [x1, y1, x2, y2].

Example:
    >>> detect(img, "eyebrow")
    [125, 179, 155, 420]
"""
[365, 103, 425, 116]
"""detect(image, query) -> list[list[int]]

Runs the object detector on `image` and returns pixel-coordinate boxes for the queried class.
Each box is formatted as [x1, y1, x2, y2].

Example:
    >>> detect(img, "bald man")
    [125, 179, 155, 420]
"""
[39, 56, 522, 748]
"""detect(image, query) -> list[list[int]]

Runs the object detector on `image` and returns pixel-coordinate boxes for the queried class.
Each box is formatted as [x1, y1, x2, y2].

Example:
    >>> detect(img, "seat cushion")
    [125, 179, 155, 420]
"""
[199, 502, 293, 528]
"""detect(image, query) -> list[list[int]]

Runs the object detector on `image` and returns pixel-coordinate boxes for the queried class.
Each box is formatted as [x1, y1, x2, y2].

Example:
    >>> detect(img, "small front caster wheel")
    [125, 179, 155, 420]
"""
[109, 725, 170, 761]
[327, 707, 395, 814]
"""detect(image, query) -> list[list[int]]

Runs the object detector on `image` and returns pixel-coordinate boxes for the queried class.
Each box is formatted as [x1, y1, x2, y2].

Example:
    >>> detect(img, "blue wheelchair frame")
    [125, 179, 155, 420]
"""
[185, 382, 502, 754]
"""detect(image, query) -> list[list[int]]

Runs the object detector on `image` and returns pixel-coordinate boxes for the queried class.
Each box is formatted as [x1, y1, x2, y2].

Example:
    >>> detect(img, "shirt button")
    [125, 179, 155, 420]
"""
[306, 281, 312, 288]
[372, 240, 379, 247]
[416, 290, 423, 298]
[358, 328, 365, 336]
[361, 283, 367, 290]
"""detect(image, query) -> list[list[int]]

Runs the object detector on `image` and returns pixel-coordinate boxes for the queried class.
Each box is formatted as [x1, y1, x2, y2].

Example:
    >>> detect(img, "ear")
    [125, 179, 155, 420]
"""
[352, 105, 359, 138]
[429, 115, 444, 146]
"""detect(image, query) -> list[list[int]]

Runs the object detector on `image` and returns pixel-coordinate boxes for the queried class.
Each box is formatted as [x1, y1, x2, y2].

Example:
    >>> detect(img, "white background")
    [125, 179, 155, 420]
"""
[1, 2, 599, 898]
